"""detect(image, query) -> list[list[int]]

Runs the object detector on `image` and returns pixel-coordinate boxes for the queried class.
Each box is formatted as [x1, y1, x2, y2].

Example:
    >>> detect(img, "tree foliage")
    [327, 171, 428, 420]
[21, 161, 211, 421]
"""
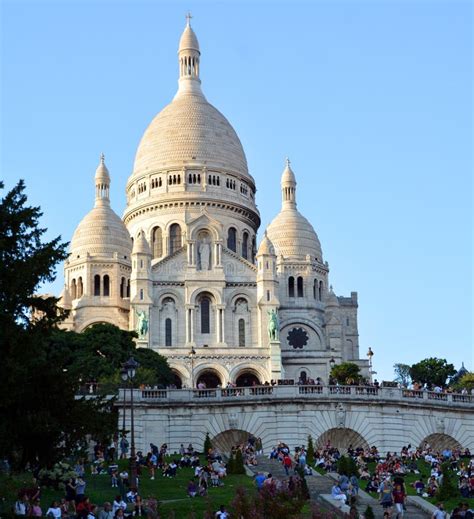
[0, 181, 113, 469]
[409, 358, 456, 388]
[453, 372, 474, 392]
[306, 435, 315, 465]
[436, 462, 459, 500]
[203, 432, 212, 455]
[52, 324, 173, 388]
[393, 363, 411, 387]
[330, 362, 361, 385]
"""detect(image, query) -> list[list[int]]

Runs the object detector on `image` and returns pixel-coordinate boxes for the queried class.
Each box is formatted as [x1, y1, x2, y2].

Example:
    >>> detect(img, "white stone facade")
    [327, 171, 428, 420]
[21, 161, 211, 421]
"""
[60, 20, 370, 386]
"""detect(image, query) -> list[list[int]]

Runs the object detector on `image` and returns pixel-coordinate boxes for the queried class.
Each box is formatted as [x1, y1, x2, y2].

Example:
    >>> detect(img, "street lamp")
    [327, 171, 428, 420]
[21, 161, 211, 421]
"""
[367, 347, 374, 380]
[120, 369, 128, 436]
[189, 347, 196, 389]
[122, 356, 139, 489]
[329, 357, 336, 369]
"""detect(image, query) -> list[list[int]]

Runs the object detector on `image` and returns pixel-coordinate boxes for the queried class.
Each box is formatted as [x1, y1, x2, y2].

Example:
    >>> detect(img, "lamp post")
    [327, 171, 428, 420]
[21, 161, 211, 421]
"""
[123, 356, 139, 489]
[189, 347, 196, 389]
[367, 347, 374, 382]
[120, 369, 128, 435]
[329, 356, 336, 384]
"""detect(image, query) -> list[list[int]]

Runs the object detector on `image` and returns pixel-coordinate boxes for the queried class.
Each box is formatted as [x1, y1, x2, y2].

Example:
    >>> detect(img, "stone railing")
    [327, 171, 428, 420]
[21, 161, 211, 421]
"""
[116, 386, 473, 407]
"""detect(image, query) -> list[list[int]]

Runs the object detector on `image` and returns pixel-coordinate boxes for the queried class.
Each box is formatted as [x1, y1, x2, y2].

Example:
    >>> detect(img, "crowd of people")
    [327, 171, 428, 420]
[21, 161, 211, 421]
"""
[11, 437, 235, 519]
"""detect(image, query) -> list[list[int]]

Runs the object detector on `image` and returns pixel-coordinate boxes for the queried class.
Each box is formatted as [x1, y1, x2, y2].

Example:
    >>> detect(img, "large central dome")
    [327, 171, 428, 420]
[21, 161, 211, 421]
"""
[129, 21, 253, 185]
[132, 93, 250, 180]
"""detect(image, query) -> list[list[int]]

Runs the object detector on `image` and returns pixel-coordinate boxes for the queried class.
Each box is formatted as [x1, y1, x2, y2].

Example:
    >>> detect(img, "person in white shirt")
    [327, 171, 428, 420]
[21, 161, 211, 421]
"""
[45, 501, 62, 519]
[215, 505, 229, 518]
[112, 496, 127, 515]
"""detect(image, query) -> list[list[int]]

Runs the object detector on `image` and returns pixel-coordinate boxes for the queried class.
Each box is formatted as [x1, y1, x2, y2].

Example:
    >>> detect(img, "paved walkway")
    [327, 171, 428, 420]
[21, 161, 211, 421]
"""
[249, 457, 430, 518]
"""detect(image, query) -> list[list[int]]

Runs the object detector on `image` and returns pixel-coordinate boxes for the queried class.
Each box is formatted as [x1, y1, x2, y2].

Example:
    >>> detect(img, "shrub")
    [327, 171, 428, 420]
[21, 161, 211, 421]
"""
[37, 462, 77, 490]
[436, 462, 459, 500]
[233, 450, 246, 474]
[307, 435, 315, 465]
[364, 505, 375, 519]
[227, 453, 235, 474]
[203, 432, 212, 455]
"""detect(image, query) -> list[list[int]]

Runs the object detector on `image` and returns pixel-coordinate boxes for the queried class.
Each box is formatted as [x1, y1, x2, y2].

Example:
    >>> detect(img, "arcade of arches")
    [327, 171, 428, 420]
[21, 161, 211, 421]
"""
[185, 369, 262, 388]
[212, 429, 252, 454]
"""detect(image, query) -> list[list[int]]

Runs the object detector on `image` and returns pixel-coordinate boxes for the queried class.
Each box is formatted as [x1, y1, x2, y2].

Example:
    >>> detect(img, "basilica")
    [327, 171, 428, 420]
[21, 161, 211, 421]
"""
[59, 19, 369, 388]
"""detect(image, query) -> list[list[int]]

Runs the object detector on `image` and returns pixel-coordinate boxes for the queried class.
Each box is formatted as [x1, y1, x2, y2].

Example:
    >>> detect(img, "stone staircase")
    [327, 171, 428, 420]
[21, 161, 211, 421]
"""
[249, 457, 430, 519]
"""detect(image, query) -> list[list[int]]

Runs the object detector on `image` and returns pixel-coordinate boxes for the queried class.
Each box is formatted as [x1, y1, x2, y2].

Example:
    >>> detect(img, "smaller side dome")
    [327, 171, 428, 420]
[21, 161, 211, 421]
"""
[257, 231, 275, 256]
[132, 230, 152, 256]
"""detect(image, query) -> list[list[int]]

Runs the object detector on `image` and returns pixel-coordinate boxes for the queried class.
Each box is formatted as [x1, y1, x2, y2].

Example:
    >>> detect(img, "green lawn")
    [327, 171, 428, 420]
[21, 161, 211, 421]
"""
[0, 458, 256, 519]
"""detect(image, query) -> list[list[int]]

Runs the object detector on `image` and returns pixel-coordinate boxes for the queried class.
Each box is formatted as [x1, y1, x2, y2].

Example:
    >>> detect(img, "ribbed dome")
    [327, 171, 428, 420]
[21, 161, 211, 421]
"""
[70, 205, 132, 259]
[266, 209, 323, 261]
[131, 93, 251, 181]
[179, 24, 199, 52]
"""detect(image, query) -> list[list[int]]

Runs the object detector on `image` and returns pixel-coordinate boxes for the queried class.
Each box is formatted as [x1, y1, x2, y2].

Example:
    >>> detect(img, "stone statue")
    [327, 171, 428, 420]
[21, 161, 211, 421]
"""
[337, 403, 346, 428]
[198, 239, 210, 270]
[267, 309, 279, 341]
[136, 310, 148, 339]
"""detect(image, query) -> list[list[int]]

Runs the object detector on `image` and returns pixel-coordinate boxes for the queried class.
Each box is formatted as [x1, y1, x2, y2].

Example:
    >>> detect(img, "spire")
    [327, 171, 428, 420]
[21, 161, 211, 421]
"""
[281, 157, 297, 209]
[95, 153, 110, 206]
[175, 14, 203, 98]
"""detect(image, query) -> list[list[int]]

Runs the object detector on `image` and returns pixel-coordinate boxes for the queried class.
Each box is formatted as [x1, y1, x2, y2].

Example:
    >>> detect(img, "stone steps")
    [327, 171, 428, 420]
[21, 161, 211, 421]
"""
[251, 458, 431, 519]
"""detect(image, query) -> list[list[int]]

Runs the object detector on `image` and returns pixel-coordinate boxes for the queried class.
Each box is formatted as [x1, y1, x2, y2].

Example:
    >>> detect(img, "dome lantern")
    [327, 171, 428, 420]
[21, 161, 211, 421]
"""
[95, 153, 110, 207]
[176, 13, 203, 98]
[281, 157, 297, 209]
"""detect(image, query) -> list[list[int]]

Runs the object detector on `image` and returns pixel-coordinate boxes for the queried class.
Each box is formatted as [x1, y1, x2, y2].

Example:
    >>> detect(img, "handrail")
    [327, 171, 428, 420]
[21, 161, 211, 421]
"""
[116, 385, 473, 407]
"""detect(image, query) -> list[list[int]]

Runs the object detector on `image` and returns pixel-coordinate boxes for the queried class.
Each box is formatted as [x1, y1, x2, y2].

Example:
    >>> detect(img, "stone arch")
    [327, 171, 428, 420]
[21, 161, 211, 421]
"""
[156, 289, 183, 307]
[230, 363, 269, 385]
[78, 317, 116, 332]
[195, 364, 228, 387]
[316, 428, 369, 453]
[212, 429, 254, 455]
[167, 363, 190, 386]
[420, 433, 462, 452]
[280, 318, 324, 346]
[170, 369, 183, 389]
[189, 223, 220, 241]
[189, 286, 222, 305]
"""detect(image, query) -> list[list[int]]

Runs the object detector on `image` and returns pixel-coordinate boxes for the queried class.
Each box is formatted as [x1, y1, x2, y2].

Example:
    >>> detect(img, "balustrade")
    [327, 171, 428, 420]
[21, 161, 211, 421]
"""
[112, 386, 473, 408]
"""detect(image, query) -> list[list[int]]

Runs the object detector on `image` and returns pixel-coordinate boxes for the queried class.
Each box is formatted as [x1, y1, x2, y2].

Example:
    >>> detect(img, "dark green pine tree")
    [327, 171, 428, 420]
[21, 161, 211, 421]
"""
[306, 435, 315, 465]
[0, 180, 114, 469]
[203, 432, 212, 456]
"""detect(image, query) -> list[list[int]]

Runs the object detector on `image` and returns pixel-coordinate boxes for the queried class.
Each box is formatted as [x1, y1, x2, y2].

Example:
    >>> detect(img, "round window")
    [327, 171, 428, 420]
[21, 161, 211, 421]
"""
[287, 327, 309, 349]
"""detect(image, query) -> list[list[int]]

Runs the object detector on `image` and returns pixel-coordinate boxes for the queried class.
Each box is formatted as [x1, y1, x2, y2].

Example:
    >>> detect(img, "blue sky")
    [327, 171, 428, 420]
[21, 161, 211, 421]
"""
[1, 0, 472, 381]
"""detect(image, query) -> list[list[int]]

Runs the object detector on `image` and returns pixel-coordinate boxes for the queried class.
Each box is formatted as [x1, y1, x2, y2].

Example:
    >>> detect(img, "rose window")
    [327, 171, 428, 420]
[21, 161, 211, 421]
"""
[287, 327, 309, 349]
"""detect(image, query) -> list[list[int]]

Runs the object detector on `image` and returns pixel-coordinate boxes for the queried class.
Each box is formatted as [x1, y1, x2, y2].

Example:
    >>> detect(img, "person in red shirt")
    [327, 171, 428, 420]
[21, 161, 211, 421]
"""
[283, 454, 292, 475]
[392, 483, 406, 518]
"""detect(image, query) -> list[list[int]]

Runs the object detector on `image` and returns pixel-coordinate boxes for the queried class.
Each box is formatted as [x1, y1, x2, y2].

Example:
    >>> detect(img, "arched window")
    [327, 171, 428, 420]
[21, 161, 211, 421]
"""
[169, 223, 182, 255]
[227, 227, 237, 252]
[165, 318, 172, 346]
[77, 277, 83, 298]
[71, 279, 77, 299]
[200, 296, 210, 334]
[152, 226, 163, 259]
[251, 236, 256, 262]
[120, 277, 125, 298]
[318, 280, 323, 301]
[242, 232, 249, 259]
[103, 275, 110, 297]
[288, 276, 295, 298]
[313, 279, 317, 299]
[238, 318, 245, 347]
[94, 275, 101, 296]
[297, 276, 304, 297]
[126, 279, 130, 298]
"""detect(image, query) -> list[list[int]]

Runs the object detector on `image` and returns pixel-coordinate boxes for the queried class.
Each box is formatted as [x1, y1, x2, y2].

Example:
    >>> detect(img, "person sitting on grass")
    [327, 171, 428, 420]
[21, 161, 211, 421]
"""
[187, 480, 197, 498]
[98, 502, 113, 519]
[412, 477, 425, 495]
[215, 505, 229, 519]
[112, 495, 127, 515]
